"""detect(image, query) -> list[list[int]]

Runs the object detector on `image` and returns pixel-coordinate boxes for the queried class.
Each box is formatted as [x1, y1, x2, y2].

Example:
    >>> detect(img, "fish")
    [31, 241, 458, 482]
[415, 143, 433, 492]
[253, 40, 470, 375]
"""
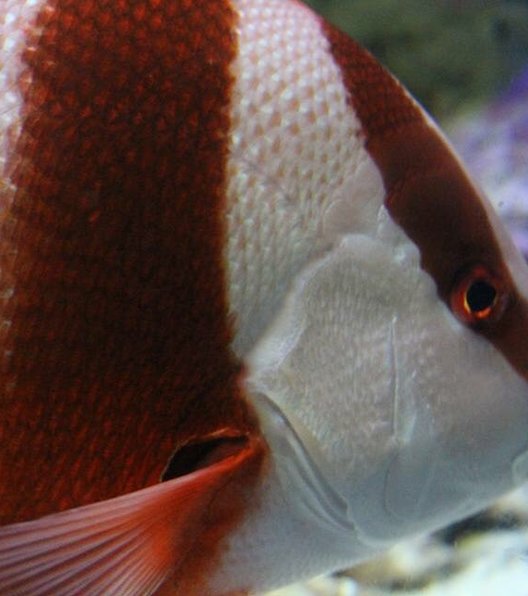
[0, 0, 528, 594]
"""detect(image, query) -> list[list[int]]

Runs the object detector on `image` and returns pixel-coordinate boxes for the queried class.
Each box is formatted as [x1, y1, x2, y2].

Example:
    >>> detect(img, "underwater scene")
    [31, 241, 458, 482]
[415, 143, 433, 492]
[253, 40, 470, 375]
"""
[273, 1, 528, 594]
[2, 1, 528, 593]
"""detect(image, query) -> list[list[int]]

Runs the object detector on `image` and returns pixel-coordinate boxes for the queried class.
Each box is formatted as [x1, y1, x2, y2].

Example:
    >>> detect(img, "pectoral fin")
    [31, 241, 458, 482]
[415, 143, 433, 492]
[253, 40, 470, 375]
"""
[0, 438, 260, 595]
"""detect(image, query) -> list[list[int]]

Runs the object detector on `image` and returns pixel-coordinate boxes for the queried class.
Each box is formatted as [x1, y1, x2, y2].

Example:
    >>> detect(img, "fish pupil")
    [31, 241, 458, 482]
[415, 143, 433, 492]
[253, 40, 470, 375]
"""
[466, 279, 497, 313]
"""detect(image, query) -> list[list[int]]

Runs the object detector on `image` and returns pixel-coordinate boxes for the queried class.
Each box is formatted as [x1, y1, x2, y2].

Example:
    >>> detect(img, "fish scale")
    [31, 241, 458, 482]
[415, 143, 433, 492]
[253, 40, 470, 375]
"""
[0, 0, 254, 524]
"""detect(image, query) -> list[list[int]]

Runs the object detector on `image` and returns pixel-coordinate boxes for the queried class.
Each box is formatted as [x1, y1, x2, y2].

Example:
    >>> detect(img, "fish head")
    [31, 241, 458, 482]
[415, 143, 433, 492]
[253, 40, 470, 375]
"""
[229, 3, 528, 555]
[249, 180, 528, 547]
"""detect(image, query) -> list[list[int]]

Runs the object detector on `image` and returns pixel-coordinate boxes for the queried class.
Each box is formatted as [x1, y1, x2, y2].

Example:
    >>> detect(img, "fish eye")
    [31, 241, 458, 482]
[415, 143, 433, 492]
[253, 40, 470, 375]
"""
[450, 265, 507, 325]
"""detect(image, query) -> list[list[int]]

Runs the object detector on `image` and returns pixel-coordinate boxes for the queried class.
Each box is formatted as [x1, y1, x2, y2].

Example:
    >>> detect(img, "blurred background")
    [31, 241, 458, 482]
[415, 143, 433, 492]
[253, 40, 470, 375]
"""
[268, 1, 528, 595]
[306, 0, 528, 120]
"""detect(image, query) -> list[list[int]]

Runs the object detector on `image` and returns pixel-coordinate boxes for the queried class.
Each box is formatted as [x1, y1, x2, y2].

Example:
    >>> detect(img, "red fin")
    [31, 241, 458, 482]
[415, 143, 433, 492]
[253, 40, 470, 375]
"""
[0, 442, 258, 595]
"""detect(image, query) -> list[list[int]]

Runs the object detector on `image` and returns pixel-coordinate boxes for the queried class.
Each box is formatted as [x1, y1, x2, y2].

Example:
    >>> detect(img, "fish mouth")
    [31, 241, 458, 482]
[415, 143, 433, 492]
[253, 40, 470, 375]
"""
[161, 431, 249, 481]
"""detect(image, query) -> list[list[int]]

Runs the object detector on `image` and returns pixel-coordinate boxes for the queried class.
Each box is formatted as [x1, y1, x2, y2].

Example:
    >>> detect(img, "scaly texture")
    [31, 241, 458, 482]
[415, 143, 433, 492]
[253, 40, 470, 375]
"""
[226, 0, 366, 355]
[0, 0, 257, 524]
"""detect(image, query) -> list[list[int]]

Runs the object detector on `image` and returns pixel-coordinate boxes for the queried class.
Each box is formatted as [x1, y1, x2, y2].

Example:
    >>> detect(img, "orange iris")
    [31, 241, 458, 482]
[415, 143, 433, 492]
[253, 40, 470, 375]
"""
[450, 265, 507, 325]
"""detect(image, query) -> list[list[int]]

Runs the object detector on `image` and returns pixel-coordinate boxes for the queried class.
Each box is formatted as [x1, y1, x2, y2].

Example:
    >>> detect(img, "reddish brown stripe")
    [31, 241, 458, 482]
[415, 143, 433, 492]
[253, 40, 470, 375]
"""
[322, 21, 528, 379]
[0, 0, 258, 523]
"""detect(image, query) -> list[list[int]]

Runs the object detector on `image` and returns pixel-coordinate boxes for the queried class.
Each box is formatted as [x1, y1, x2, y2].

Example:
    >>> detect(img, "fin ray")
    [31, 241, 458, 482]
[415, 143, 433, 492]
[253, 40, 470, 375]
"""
[0, 444, 256, 595]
